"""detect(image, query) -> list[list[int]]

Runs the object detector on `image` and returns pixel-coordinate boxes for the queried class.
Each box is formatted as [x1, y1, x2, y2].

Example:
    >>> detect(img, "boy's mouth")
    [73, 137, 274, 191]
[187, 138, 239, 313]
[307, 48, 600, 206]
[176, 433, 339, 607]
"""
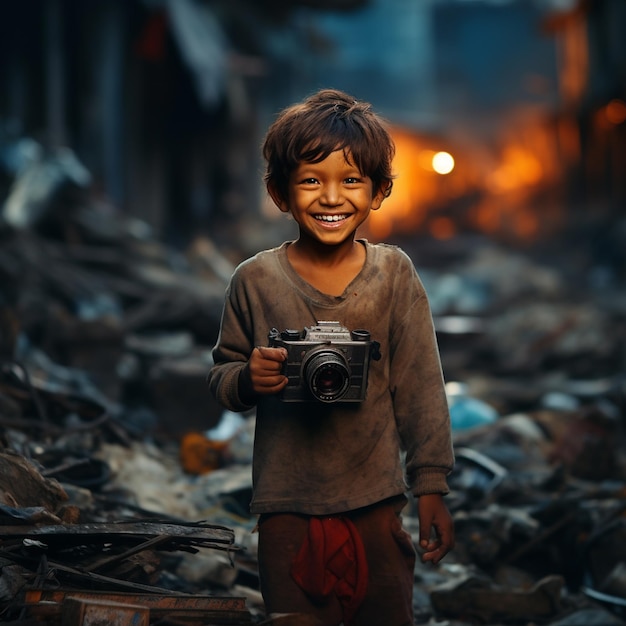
[314, 214, 349, 223]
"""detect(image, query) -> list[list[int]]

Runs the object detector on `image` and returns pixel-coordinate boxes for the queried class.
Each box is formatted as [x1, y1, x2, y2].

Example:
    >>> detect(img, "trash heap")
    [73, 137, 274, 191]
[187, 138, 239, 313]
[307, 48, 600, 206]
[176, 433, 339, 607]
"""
[0, 145, 625, 625]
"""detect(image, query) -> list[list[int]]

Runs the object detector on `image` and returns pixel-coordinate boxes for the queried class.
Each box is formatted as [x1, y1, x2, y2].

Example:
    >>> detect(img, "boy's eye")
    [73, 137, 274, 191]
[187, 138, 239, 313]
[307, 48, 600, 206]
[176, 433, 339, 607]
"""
[301, 177, 319, 185]
[344, 177, 361, 184]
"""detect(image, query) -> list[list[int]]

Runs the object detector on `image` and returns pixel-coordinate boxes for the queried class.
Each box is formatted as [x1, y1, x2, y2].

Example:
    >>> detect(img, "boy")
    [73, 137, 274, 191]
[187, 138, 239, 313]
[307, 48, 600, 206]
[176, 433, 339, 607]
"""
[207, 88, 454, 626]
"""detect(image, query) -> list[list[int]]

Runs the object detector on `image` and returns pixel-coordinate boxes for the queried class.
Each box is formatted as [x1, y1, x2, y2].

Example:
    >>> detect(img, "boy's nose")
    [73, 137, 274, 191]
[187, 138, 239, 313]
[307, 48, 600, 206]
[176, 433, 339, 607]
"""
[320, 184, 343, 205]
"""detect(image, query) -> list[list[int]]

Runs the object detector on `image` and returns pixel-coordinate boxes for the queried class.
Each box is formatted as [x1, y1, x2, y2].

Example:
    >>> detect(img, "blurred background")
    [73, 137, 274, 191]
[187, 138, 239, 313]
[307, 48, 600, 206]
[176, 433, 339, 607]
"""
[1, 0, 625, 261]
[1, 0, 626, 465]
[1, 2, 626, 623]
[1, 0, 626, 496]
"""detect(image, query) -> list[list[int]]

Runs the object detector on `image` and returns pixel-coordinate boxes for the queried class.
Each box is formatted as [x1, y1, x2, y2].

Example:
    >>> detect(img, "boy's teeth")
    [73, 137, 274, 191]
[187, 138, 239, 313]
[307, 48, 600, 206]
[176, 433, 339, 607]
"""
[316, 214, 345, 222]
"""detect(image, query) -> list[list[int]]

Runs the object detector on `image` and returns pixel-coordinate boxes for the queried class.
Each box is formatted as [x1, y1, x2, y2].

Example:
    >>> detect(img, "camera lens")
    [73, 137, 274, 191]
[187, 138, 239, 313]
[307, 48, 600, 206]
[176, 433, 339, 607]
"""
[303, 350, 350, 402]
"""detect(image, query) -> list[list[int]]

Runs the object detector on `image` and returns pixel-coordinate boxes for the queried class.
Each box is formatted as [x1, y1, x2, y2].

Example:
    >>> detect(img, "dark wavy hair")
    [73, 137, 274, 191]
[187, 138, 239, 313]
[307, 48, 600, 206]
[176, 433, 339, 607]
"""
[262, 88, 395, 203]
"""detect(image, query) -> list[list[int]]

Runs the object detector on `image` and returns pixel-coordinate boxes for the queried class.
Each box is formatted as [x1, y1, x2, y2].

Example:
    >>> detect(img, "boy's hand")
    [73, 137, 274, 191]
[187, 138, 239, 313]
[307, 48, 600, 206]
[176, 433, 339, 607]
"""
[240, 346, 288, 401]
[417, 493, 455, 565]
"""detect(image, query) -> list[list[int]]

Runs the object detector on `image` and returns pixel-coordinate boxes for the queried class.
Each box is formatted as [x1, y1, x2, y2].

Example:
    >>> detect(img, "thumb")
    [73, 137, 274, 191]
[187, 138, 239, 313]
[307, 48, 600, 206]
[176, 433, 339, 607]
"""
[256, 345, 287, 361]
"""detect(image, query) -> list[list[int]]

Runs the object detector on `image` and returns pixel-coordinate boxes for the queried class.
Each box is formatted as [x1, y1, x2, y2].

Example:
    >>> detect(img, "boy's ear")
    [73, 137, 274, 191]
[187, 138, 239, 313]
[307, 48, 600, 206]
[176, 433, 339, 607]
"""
[267, 182, 289, 213]
[371, 183, 390, 211]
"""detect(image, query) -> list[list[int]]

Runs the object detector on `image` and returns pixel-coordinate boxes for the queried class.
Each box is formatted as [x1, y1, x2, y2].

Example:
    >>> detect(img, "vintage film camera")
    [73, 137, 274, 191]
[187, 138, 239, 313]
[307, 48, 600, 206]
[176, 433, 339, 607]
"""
[268, 321, 381, 403]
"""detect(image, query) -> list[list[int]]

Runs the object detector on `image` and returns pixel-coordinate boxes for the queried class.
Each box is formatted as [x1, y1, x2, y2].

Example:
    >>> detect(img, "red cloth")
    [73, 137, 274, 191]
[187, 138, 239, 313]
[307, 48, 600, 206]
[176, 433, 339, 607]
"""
[290, 516, 368, 625]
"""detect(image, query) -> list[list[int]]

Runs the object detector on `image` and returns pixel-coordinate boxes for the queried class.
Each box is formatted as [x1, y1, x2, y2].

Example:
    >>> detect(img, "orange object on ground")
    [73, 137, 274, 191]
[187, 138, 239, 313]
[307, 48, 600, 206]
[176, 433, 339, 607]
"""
[179, 432, 227, 475]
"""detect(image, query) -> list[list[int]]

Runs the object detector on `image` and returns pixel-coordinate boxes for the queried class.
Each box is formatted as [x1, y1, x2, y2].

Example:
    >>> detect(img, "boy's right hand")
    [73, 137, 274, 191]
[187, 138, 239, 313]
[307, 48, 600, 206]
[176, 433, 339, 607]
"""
[240, 346, 289, 401]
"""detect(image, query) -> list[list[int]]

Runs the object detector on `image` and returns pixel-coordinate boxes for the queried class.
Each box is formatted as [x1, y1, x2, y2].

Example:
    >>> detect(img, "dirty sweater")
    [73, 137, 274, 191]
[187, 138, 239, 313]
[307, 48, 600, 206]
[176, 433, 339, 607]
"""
[207, 240, 454, 516]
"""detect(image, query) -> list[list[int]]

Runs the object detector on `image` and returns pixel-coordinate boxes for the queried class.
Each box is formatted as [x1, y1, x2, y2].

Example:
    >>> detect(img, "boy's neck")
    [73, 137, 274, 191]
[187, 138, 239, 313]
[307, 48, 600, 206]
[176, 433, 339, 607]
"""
[287, 238, 366, 296]
[289, 235, 361, 263]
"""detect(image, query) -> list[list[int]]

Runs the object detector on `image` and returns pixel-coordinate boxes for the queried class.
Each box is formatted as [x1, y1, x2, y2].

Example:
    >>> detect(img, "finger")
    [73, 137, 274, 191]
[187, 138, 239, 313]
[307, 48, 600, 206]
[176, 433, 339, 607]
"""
[419, 523, 433, 551]
[255, 374, 288, 389]
[249, 348, 286, 376]
[420, 538, 441, 552]
[433, 523, 455, 552]
[421, 546, 447, 564]
[421, 535, 454, 565]
[253, 361, 284, 376]
[255, 346, 287, 362]
[254, 376, 289, 395]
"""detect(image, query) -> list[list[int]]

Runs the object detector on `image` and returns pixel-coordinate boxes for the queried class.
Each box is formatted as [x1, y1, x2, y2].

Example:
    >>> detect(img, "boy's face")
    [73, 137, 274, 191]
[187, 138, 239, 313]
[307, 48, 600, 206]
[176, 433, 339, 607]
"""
[270, 150, 386, 247]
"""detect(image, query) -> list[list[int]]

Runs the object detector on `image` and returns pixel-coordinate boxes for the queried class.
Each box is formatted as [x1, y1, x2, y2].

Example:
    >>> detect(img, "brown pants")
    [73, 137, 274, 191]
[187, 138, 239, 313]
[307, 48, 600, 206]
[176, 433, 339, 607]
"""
[257, 496, 416, 626]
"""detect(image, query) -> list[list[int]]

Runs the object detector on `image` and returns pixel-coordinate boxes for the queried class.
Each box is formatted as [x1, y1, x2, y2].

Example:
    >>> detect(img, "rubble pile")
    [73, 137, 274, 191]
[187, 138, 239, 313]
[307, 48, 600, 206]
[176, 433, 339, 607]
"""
[0, 149, 625, 625]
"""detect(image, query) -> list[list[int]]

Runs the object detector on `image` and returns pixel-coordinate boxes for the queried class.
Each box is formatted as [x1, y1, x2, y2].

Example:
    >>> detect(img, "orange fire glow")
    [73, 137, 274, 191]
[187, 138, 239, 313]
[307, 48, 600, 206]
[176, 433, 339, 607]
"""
[367, 128, 466, 240]
[373, 113, 571, 242]
[604, 99, 626, 126]
[486, 145, 543, 193]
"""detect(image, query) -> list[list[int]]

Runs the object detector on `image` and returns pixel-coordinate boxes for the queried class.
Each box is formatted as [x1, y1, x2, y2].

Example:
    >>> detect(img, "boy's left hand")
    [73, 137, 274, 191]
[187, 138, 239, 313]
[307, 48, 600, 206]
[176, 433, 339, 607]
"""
[417, 493, 455, 564]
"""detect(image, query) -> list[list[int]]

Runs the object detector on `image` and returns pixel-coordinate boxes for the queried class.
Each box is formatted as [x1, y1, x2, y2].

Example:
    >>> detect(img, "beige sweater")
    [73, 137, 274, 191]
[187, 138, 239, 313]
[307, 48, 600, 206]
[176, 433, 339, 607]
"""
[207, 240, 453, 515]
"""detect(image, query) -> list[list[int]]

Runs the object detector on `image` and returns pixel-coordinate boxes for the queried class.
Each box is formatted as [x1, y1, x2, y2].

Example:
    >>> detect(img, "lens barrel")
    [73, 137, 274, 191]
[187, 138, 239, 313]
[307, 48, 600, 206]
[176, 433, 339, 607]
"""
[303, 349, 351, 402]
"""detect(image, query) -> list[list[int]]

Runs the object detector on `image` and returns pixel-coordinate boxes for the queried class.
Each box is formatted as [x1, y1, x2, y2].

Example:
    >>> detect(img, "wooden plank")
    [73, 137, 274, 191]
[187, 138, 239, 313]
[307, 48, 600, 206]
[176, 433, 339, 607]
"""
[27, 589, 248, 610]
[25, 589, 252, 624]
[61, 597, 150, 626]
[0, 521, 236, 545]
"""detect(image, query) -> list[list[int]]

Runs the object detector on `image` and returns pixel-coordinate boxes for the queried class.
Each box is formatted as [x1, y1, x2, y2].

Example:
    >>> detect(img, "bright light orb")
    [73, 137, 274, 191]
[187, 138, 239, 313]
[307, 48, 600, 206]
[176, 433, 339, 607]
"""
[432, 151, 455, 175]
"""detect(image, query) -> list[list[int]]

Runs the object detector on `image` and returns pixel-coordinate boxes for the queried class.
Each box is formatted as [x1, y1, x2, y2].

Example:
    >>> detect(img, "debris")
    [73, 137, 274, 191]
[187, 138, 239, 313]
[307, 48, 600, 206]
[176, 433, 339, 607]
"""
[430, 573, 564, 624]
[23, 590, 252, 625]
[0, 157, 624, 624]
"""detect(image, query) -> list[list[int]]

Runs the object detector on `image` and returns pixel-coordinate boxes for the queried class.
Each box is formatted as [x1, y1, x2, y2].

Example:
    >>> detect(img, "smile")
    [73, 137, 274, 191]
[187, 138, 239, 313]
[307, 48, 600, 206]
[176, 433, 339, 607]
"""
[314, 214, 349, 222]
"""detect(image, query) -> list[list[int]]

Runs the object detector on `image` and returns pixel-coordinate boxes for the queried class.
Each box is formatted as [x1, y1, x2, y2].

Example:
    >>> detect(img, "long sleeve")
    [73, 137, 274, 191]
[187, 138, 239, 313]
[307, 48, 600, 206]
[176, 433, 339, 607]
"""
[386, 260, 454, 496]
[207, 276, 256, 413]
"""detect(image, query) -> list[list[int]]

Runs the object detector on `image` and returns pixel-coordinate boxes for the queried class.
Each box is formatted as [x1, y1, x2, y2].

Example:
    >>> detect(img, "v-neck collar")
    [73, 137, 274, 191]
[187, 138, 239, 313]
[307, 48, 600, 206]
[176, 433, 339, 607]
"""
[276, 239, 374, 303]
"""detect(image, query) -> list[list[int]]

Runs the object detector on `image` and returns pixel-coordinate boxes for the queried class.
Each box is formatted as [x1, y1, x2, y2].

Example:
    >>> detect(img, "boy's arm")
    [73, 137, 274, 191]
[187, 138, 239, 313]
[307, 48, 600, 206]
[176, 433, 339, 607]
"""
[207, 283, 257, 411]
[387, 263, 454, 563]
[391, 289, 454, 495]
[207, 278, 288, 410]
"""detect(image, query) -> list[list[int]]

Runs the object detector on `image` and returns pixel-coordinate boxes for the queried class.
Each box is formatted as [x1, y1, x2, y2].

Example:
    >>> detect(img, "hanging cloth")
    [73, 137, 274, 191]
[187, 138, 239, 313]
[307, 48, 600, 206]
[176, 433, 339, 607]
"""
[290, 516, 369, 625]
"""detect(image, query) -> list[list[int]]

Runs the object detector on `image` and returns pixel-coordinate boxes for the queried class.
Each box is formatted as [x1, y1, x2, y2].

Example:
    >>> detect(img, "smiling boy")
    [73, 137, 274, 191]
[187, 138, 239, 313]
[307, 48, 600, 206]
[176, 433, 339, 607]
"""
[207, 88, 454, 626]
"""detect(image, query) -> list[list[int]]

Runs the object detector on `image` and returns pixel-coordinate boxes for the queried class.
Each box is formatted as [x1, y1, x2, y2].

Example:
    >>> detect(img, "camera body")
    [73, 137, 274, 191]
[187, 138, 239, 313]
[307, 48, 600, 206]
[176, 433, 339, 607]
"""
[268, 321, 381, 403]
